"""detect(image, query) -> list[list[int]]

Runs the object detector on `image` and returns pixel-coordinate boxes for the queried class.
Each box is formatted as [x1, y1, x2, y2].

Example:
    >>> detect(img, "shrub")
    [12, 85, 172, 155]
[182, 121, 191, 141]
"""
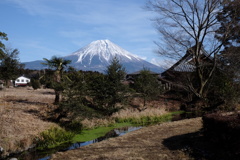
[35, 127, 75, 150]
[202, 112, 240, 156]
[31, 79, 41, 90]
[63, 120, 83, 133]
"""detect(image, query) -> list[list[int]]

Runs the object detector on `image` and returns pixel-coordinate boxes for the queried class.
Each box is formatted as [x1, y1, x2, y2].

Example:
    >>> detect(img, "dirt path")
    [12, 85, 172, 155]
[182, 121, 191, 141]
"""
[51, 118, 202, 160]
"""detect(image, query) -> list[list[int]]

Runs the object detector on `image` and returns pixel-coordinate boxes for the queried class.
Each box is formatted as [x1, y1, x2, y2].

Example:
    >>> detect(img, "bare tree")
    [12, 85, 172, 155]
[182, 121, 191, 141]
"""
[146, 0, 231, 99]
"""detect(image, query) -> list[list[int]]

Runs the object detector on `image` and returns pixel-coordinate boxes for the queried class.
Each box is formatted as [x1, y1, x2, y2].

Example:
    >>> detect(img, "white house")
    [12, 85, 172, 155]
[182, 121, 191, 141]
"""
[15, 76, 31, 87]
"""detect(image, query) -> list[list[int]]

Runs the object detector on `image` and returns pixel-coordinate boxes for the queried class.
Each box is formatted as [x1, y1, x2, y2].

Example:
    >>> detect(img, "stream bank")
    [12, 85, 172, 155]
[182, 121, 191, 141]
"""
[5, 126, 142, 160]
[51, 118, 203, 160]
[4, 111, 187, 160]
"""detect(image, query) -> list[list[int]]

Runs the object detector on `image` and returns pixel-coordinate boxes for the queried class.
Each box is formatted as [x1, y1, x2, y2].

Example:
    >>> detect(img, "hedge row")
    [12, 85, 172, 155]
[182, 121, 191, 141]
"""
[202, 112, 240, 155]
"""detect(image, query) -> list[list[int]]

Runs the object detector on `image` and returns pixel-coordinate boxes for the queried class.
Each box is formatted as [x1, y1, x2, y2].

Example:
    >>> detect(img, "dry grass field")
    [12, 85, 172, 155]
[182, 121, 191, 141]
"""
[0, 87, 57, 157]
[0, 87, 187, 159]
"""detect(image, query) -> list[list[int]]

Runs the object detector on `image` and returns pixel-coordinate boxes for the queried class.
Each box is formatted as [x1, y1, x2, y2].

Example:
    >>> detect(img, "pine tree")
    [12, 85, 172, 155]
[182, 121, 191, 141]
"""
[0, 47, 23, 87]
[133, 69, 162, 106]
[88, 57, 128, 115]
[216, 0, 240, 78]
[105, 57, 127, 110]
[0, 32, 8, 59]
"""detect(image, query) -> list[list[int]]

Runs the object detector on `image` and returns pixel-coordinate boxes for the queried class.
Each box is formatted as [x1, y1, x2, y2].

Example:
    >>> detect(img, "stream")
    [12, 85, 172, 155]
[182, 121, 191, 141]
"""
[6, 111, 199, 160]
[8, 126, 142, 160]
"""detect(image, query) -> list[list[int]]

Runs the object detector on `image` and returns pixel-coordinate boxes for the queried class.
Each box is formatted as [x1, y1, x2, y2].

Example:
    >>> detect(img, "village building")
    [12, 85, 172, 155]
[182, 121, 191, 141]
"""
[15, 76, 31, 87]
[125, 45, 213, 92]
[160, 45, 213, 91]
[124, 70, 171, 90]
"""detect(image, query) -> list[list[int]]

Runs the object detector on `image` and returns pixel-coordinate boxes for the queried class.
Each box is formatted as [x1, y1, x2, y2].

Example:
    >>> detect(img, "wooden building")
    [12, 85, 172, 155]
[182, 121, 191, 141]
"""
[160, 45, 213, 91]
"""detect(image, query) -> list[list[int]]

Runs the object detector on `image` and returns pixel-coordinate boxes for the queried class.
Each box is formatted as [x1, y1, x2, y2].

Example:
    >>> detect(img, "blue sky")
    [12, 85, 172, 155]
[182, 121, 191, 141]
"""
[0, 0, 168, 67]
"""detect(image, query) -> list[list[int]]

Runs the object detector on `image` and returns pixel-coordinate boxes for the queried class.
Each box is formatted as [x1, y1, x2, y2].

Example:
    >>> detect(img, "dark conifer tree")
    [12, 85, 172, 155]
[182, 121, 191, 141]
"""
[216, 0, 240, 76]
[0, 47, 23, 87]
[132, 69, 162, 106]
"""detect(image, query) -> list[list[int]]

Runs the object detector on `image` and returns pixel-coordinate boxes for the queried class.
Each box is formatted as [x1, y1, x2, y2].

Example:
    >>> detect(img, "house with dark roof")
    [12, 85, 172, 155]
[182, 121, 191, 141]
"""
[160, 45, 213, 90]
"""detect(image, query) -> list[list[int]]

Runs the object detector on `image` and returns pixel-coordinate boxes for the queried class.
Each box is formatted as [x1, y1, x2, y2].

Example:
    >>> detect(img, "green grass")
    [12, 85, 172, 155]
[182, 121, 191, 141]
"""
[36, 111, 185, 149]
[170, 110, 185, 115]
[73, 111, 185, 142]
[72, 122, 133, 142]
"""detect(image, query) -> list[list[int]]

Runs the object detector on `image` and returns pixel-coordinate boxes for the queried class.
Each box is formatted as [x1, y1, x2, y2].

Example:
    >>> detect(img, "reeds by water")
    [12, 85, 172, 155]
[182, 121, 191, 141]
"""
[111, 107, 171, 125]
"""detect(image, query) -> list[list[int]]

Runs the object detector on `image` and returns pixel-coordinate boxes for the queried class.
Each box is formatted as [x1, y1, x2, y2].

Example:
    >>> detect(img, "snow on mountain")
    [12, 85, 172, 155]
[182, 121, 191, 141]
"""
[24, 40, 164, 73]
[73, 39, 142, 63]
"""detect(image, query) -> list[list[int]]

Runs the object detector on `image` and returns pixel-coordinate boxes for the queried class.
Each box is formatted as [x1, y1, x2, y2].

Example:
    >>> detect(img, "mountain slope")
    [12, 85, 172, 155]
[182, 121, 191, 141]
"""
[24, 40, 163, 73]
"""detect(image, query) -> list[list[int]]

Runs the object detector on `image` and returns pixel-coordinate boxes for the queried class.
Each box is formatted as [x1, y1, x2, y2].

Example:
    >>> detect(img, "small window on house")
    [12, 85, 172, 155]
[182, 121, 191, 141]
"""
[17, 79, 20, 82]
[26, 80, 29, 83]
[21, 79, 24, 82]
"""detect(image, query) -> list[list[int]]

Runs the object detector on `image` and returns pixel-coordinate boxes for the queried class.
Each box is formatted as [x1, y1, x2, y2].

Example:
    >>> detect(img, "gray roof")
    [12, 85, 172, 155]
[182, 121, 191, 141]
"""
[165, 45, 212, 73]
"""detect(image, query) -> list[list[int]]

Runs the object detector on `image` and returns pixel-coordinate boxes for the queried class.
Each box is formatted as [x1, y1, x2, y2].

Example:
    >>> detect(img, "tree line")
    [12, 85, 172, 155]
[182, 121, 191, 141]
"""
[36, 57, 163, 123]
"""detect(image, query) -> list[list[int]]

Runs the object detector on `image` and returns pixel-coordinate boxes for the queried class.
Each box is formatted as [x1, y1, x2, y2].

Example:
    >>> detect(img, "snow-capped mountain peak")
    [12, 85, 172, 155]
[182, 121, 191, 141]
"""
[71, 39, 141, 64]
[24, 40, 164, 73]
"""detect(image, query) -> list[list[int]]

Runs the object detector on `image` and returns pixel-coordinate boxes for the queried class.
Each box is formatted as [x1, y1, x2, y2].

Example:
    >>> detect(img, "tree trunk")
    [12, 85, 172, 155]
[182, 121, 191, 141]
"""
[5, 80, 9, 88]
[143, 96, 146, 106]
[54, 90, 61, 104]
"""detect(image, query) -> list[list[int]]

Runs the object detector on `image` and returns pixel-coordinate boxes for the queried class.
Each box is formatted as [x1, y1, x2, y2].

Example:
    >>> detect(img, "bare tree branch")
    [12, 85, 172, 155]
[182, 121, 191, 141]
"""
[146, 0, 233, 99]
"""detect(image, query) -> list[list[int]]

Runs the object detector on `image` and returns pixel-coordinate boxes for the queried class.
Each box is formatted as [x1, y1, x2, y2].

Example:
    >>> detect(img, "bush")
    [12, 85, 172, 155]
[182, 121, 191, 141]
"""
[35, 127, 75, 150]
[63, 120, 83, 133]
[202, 112, 240, 156]
[31, 79, 41, 90]
[207, 69, 240, 111]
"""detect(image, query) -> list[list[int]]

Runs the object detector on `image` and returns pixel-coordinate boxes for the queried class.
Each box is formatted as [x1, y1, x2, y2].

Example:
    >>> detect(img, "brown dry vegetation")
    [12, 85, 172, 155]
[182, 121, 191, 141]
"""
[51, 118, 202, 160]
[0, 87, 57, 157]
[79, 97, 181, 129]
[111, 107, 167, 120]
[81, 107, 168, 129]
[0, 87, 184, 159]
[130, 97, 181, 111]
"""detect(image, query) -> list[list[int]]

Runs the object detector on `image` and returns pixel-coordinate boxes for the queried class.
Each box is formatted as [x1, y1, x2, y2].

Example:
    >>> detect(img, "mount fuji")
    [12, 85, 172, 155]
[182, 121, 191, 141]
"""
[24, 40, 163, 73]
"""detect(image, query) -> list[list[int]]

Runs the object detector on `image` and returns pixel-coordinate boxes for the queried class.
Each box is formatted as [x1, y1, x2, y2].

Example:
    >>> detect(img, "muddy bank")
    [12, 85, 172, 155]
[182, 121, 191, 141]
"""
[51, 118, 202, 160]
